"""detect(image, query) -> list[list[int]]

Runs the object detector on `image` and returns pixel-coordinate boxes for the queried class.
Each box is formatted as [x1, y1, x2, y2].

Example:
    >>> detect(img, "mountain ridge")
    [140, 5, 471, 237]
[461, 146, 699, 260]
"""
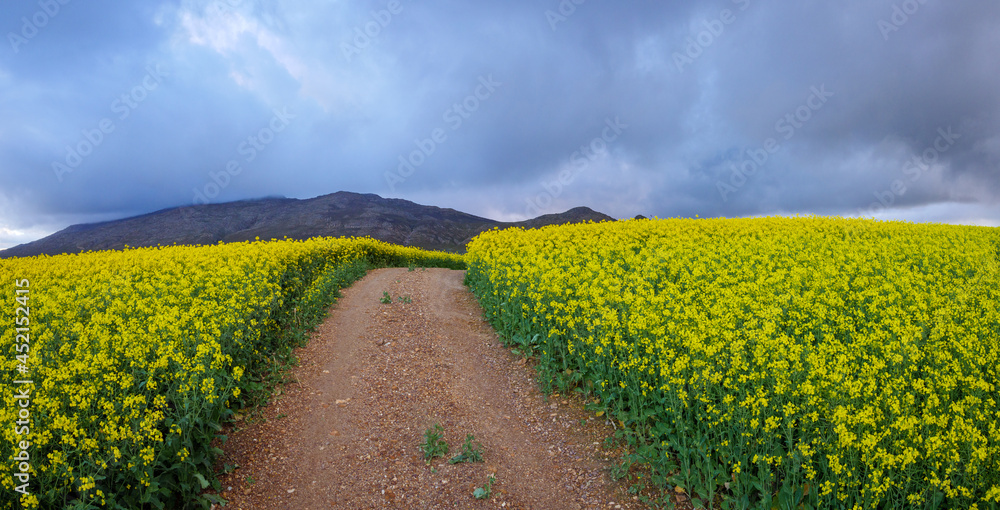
[0, 191, 614, 258]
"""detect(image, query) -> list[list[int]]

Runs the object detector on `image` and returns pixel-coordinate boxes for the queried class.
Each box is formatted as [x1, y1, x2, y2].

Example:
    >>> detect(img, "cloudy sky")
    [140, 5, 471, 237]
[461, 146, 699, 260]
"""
[2, 0, 998, 249]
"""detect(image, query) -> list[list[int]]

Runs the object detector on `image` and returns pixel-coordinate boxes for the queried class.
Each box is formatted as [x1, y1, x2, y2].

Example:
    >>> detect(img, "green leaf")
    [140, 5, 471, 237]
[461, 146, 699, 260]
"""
[194, 473, 210, 489]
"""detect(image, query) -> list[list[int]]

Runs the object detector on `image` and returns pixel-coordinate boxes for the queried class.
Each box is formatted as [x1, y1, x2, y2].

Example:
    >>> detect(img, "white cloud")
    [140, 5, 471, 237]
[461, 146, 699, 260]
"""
[170, 4, 358, 111]
[0, 223, 58, 251]
[851, 201, 1000, 227]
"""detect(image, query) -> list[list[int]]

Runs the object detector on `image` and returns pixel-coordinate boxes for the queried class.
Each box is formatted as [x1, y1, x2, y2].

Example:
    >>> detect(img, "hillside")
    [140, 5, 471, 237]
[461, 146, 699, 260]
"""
[0, 192, 613, 258]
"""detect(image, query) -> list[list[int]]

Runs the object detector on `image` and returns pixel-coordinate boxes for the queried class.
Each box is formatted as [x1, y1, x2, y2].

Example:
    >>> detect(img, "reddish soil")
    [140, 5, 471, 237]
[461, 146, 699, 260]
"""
[214, 268, 648, 509]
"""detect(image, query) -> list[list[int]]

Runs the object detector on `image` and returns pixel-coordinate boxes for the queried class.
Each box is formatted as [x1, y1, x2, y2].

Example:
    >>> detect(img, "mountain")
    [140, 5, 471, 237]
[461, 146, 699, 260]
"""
[0, 192, 614, 258]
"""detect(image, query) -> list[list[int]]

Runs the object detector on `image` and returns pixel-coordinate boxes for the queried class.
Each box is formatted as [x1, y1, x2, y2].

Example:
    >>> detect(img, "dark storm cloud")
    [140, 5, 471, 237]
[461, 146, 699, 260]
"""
[1, 0, 998, 249]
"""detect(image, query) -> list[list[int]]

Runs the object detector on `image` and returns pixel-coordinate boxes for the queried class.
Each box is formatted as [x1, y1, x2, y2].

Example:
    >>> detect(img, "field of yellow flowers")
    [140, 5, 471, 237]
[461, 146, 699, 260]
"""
[1, 237, 463, 510]
[465, 217, 1000, 509]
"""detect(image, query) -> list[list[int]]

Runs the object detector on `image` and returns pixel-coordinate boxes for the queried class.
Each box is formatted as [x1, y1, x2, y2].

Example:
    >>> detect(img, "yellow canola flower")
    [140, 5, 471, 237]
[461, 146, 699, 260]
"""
[0, 236, 464, 509]
[466, 216, 1000, 508]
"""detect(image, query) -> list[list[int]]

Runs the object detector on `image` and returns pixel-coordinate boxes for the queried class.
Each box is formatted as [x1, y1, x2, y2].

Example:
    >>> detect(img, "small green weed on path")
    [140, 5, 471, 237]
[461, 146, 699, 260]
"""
[419, 424, 449, 464]
[473, 475, 495, 500]
[449, 434, 484, 464]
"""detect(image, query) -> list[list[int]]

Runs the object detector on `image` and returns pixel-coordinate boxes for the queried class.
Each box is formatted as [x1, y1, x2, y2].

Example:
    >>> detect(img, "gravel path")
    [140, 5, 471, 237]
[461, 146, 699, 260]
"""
[214, 268, 645, 509]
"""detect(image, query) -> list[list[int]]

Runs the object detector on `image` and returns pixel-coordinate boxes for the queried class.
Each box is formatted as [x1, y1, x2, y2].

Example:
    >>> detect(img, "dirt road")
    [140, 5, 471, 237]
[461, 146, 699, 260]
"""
[215, 268, 643, 509]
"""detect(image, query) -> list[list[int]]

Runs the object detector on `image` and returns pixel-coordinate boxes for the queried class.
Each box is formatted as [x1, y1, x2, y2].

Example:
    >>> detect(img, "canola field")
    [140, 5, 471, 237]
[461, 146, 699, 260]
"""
[1, 237, 463, 509]
[465, 217, 1000, 509]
